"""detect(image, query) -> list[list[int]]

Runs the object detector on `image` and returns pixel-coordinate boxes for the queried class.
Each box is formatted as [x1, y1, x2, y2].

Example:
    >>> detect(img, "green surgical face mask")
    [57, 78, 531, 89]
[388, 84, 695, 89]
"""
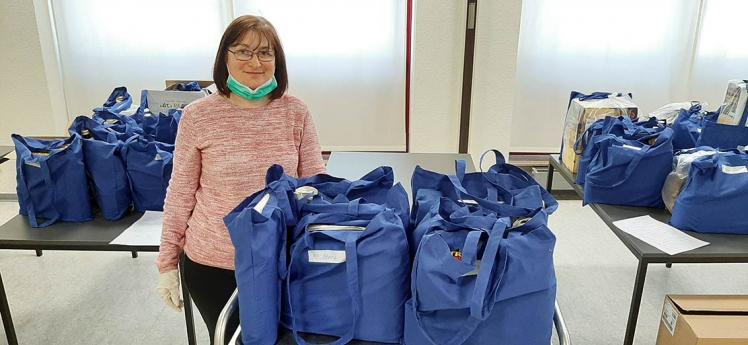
[227, 73, 278, 101]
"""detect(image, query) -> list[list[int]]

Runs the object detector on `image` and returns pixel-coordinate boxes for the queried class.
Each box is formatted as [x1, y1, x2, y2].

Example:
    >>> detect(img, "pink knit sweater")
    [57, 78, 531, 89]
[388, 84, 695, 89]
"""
[157, 93, 326, 273]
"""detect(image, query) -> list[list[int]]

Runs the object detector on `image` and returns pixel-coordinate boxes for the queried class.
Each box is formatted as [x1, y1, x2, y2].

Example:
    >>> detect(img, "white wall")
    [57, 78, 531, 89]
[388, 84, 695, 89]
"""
[409, 0, 466, 153]
[3, 1, 524, 159]
[0, 0, 60, 146]
[468, 0, 522, 166]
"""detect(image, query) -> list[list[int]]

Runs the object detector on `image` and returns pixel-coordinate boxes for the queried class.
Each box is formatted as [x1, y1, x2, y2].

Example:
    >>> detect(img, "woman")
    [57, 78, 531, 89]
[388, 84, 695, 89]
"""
[156, 15, 326, 343]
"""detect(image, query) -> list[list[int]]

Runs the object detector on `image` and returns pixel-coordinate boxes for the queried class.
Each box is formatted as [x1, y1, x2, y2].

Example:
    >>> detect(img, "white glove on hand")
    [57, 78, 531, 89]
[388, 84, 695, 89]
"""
[157, 270, 183, 312]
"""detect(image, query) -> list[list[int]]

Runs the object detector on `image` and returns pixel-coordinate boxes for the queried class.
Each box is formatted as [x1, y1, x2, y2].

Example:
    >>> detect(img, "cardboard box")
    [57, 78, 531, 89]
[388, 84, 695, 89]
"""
[560, 94, 638, 173]
[141, 88, 209, 116]
[656, 295, 748, 345]
[717, 80, 748, 126]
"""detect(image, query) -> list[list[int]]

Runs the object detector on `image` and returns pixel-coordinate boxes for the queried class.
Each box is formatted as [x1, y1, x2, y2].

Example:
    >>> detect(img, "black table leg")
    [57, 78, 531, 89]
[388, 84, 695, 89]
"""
[0, 272, 18, 345]
[179, 258, 196, 345]
[665, 263, 672, 268]
[623, 259, 648, 345]
[546, 163, 555, 193]
[35, 250, 42, 257]
[131, 251, 138, 258]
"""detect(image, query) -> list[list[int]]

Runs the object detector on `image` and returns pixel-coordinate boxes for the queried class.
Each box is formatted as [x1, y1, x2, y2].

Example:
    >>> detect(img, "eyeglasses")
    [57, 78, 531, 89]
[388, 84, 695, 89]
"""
[227, 48, 275, 62]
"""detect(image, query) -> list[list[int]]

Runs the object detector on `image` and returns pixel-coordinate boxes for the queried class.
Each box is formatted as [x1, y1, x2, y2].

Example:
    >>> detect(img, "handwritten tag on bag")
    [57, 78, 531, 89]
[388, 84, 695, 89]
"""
[722, 165, 748, 174]
[308, 250, 346, 264]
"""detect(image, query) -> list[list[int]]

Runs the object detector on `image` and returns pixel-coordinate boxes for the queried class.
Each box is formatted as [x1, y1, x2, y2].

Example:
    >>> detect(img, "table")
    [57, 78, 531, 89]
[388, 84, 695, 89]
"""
[326, 152, 476, 201]
[0, 146, 12, 165]
[546, 154, 748, 345]
[325, 152, 569, 345]
[0, 212, 198, 345]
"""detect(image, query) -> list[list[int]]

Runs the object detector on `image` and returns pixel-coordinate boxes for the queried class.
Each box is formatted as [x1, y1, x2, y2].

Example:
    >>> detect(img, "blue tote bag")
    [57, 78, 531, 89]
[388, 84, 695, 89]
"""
[92, 110, 142, 141]
[583, 128, 674, 207]
[93, 86, 133, 115]
[69, 117, 132, 220]
[669, 105, 721, 151]
[284, 203, 409, 344]
[12, 134, 93, 227]
[671, 152, 748, 234]
[225, 189, 290, 345]
[410, 197, 497, 256]
[411, 161, 544, 227]
[405, 210, 556, 345]
[122, 136, 174, 211]
[696, 120, 748, 150]
[575, 117, 665, 186]
[481, 150, 558, 214]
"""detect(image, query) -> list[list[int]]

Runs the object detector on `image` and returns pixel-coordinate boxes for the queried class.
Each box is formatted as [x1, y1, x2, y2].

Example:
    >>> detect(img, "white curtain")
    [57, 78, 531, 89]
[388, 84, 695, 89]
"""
[50, 0, 407, 151]
[233, 0, 407, 151]
[51, 0, 229, 118]
[511, 0, 747, 153]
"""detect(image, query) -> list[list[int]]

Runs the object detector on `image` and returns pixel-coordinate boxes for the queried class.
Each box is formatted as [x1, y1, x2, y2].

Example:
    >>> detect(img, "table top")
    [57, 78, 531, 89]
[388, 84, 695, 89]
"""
[327, 152, 476, 201]
[0, 146, 12, 160]
[0, 211, 154, 251]
[549, 154, 748, 263]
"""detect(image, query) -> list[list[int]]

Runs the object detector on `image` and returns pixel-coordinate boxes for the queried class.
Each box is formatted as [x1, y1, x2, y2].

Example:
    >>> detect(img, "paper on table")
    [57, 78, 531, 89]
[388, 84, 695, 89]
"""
[613, 215, 709, 255]
[109, 211, 163, 246]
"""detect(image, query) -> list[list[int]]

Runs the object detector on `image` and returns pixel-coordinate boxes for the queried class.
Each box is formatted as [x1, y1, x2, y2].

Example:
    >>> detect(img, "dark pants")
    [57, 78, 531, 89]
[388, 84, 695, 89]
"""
[182, 254, 240, 345]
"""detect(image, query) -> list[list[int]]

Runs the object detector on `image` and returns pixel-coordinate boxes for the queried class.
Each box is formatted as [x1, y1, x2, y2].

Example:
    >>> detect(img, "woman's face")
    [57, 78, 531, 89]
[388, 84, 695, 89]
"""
[227, 32, 276, 90]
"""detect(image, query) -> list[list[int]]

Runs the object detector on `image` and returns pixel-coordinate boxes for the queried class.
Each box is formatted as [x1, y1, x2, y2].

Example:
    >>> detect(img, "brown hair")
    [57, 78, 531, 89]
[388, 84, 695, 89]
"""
[213, 15, 288, 100]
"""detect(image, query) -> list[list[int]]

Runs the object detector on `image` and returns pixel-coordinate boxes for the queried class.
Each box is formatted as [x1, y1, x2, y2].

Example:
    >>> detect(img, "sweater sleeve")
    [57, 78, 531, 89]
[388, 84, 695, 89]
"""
[297, 109, 326, 177]
[157, 107, 202, 273]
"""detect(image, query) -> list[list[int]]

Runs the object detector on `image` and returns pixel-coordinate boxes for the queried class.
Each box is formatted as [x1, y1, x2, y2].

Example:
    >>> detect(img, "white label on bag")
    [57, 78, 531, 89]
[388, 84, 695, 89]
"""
[722, 165, 748, 174]
[24, 161, 40, 168]
[154, 153, 163, 161]
[621, 144, 642, 151]
[461, 260, 481, 276]
[308, 250, 346, 264]
[661, 300, 678, 336]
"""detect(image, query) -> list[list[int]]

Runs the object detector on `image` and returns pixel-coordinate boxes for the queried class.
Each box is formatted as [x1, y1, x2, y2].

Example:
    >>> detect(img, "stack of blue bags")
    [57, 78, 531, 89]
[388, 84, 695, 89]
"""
[572, 92, 748, 235]
[12, 84, 196, 227]
[224, 149, 559, 345]
[405, 150, 557, 345]
[225, 165, 410, 345]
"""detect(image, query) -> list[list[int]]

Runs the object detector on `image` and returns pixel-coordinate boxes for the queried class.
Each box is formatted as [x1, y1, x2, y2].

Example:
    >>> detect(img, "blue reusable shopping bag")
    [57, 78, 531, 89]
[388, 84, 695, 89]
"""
[284, 202, 410, 344]
[170, 81, 202, 91]
[410, 197, 497, 256]
[12, 134, 93, 227]
[68, 117, 132, 220]
[92, 110, 142, 140]
[225, 189, 290, 345]
[121, 136, 174, 211]
[575, 117, 666, 186]
[566, 91, 632, 109]
[411, 160, 545, 227]
[68, 116, 119, 142]
[696, 120, 748, 150]
[583, 128, 675, 207]
[93, 86, 133, 115]
[481, 150, 558, 214]
[276, 164, 411, 231]
[404, 211, 556, 345]
[671, 152, 748, 234]
[671, 105, 721, 151]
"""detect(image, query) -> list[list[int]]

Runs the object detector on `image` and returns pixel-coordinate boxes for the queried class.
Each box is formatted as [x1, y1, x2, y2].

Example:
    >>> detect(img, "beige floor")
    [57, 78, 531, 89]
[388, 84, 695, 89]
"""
[0, 180, 747, 344]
